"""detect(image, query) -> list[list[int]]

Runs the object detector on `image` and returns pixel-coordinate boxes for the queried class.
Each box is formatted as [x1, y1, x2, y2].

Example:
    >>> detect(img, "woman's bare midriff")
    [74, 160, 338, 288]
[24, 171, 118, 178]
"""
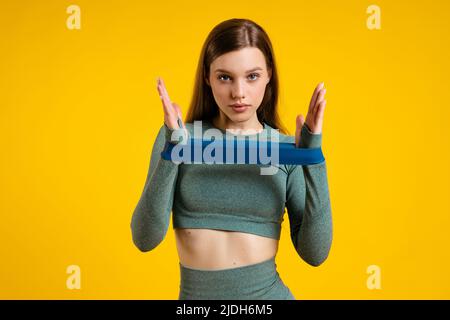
[174, 228, 279, 271]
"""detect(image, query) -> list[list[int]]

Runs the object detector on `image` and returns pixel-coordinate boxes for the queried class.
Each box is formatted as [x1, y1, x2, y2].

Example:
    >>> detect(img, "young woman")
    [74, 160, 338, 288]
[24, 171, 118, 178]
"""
[131, 18, 332, 300]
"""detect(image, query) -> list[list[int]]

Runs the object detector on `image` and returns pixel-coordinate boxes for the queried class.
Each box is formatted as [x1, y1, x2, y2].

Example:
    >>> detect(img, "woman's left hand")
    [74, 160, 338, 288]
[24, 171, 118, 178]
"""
[295, 82, 327, 147]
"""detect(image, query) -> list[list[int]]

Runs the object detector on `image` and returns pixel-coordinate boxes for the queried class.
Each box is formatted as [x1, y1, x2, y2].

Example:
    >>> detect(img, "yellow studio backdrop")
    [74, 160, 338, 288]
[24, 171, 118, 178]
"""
[1, 0, 449, 299]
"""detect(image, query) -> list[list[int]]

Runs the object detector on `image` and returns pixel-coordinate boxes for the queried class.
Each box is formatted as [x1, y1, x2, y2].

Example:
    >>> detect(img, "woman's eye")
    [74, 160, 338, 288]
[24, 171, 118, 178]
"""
[248, 73, 260, 81]
[218, 74, 231, 81]
[217, 73, 260, 81]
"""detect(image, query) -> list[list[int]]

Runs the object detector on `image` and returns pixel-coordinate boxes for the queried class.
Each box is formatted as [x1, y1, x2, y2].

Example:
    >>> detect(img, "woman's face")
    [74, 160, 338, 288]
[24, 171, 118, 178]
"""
[207, 47, 272, 126]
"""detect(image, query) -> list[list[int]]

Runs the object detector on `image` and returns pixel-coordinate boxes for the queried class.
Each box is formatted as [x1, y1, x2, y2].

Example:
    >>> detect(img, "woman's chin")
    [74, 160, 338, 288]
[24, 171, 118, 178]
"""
[227, 112, 251, 121]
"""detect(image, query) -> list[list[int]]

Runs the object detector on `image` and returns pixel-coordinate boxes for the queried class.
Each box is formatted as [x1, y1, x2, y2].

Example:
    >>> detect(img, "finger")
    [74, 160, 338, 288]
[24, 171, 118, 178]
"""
[158, 89, 172, 116]
[172, 103, 185, 128]
[156, 78, 166, 104]
[313, 88, 326, 115]
[173, 103, 181, 118]
[295, 114, 304, 147]
[157, 79, 174, 116]
[308, 82, 324, 115]
[159, 77, 172, 104]
[314, 100, 326, 129]
[157, 78, 169, 102]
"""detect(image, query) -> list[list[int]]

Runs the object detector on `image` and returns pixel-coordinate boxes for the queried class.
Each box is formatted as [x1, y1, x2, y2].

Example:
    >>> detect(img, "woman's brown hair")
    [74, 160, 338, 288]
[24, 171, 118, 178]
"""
[184, 18, 289, 135]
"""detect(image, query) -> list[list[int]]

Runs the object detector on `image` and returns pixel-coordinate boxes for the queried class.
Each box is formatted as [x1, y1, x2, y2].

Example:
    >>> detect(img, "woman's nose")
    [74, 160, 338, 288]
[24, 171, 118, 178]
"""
[231, 80, 246, 99]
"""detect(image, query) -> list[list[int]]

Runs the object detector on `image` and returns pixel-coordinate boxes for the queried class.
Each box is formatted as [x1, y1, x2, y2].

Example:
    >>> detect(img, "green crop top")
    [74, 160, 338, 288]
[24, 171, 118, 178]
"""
[131, 120, 333, 266]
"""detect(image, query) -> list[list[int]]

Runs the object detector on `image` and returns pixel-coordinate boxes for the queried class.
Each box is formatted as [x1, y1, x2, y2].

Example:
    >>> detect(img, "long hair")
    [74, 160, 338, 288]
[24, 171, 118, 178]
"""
[184, 18, 289, 135]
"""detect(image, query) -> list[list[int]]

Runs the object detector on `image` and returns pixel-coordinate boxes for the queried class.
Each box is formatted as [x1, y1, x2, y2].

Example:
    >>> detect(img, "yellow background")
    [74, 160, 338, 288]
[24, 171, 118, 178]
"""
[1, 0, 449, 299]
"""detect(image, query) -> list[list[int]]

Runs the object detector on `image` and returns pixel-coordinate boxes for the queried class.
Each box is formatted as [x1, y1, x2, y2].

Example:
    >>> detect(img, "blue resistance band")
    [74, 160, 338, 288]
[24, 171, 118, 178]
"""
[161, 138, 324, 165]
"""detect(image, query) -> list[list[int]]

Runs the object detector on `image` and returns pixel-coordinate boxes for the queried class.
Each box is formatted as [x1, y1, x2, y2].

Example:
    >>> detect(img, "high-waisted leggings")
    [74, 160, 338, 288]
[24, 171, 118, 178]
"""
[178, 256, 296, 300]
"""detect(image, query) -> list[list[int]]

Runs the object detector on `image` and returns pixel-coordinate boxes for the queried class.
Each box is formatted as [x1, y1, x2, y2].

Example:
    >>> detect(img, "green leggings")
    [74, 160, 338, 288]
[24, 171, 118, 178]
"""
[178, 256, 296, 300]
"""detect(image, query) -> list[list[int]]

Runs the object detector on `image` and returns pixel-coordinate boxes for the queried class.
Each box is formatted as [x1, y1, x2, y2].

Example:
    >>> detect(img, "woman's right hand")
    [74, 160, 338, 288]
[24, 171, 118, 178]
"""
[156, 77, 184, 130]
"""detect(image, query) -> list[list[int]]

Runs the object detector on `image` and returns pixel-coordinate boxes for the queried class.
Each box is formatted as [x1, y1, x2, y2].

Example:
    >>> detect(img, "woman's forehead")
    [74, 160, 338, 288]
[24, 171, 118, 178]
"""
[211, 48, 267, 73]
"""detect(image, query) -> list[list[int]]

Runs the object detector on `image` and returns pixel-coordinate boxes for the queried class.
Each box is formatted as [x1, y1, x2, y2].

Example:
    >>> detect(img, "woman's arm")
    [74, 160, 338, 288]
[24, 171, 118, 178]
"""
[130, 124, 187, 252]
[286, 124, 333, 266]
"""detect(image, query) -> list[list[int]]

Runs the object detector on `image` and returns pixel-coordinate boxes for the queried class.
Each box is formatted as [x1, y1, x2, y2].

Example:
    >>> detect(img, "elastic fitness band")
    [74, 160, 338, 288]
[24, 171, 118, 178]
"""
[160, 138, 324, 165]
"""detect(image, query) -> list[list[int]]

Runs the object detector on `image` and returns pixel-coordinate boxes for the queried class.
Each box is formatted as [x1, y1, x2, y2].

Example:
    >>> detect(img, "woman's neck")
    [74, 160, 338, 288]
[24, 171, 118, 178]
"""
[211, 115, 264, 134]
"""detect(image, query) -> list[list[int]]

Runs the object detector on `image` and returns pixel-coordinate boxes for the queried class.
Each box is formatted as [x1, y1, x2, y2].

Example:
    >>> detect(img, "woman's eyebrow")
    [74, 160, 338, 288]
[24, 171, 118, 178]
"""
[214, 67, 263, 74]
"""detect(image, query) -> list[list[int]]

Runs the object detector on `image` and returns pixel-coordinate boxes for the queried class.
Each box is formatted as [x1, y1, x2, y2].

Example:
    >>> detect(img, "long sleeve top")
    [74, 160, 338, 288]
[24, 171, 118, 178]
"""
[131, 120, 333, 266]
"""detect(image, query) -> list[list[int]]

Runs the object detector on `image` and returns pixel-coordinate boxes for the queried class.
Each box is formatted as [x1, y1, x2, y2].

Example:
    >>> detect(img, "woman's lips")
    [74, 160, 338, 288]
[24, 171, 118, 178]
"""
[230, 104, 250, 113]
